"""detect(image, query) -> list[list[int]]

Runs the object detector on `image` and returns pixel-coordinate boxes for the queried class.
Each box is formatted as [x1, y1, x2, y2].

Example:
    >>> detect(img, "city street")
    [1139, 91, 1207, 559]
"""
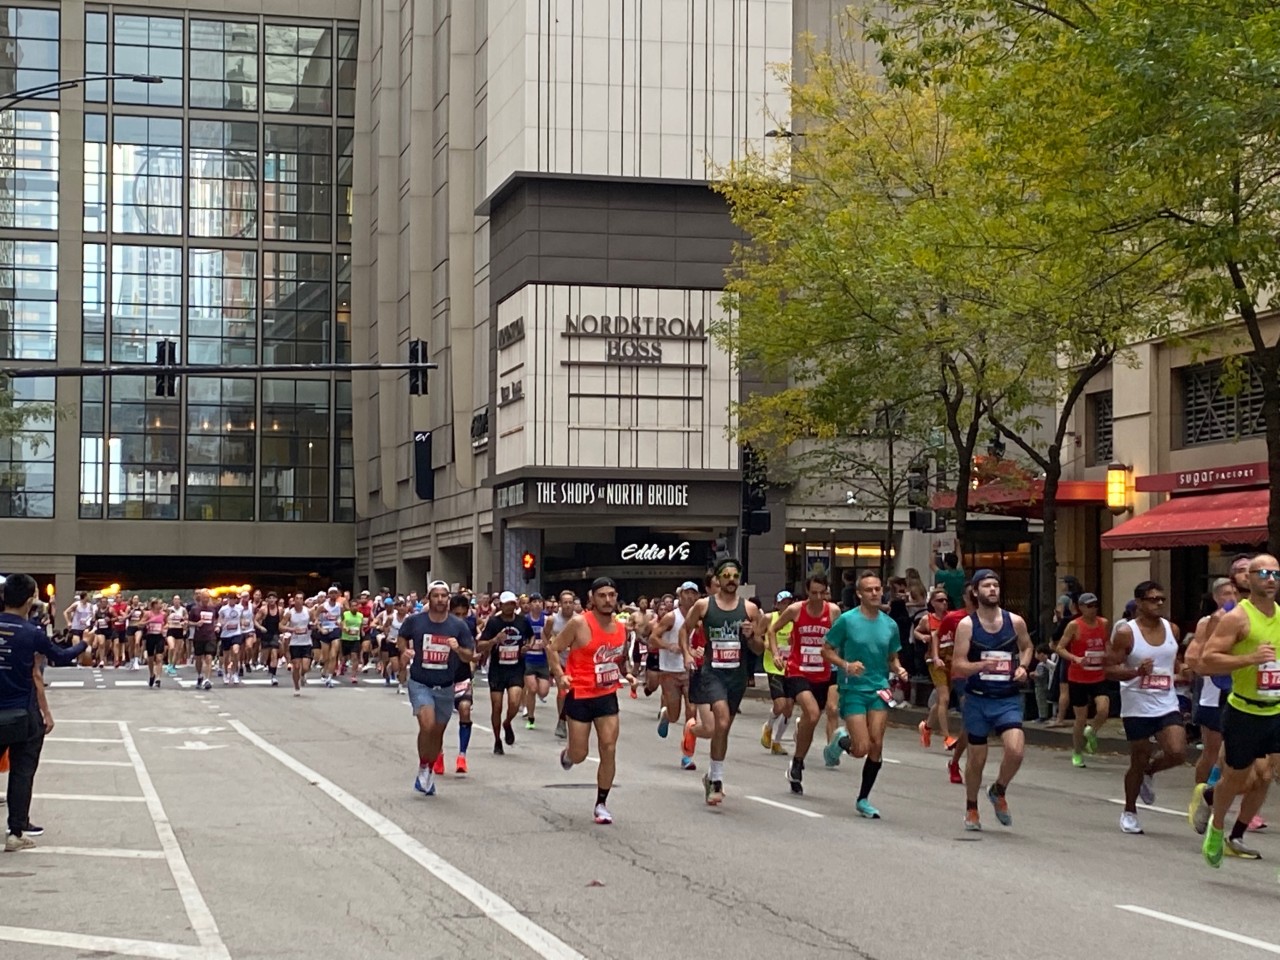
[0, 670, 1277, 960]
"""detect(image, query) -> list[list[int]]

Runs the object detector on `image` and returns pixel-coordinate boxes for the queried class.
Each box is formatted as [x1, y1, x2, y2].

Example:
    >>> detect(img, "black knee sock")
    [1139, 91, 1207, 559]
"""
[268, 664, 277, 676]
[858, 759, 882, 801]
[1230, 819, 1249, 842]
[596, 787, 610, 807]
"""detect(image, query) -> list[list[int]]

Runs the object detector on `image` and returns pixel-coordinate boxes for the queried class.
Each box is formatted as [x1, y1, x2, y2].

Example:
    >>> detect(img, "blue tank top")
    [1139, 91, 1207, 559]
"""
[525, 613, 547, 666]
[966, 610, 1019, 698]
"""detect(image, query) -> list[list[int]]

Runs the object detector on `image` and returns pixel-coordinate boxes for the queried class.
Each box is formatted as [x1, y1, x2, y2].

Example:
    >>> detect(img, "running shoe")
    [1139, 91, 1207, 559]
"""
[987, 785, 1012, 827]
[455, 755, 468, 775]
[918, 720, 932, 749]
[963, 809, 981, 832]
[413, 768, 436, 796]
[680, 756, 697, 771]
[786, 758, 803, 796]
[1249, 815, 1268, 831]
[1139, 773, 1155, 805]
[1227, 836, 1262, 859]
[232, 673, 241, 686]
[4, 833, 35, 852]
[519, 705, 527, 717]
[1071, 752, 1086, 768]
[682, 719, 697, 758]
[593, 803, 614, 824]
[948, 760, 963, 784]
[397, 684, 406, 696]
[22, 823, 43, 837]
[760, 721, 772, 750]
[658, 709, 670, 739]
[555, 719, 567, 740]
[770, 742, 788, 756]
[944, 736, 958, 750]
[153, 677, 161, 688]
[270, 676, 278, 687]
[494, 740, 505, 755]
[432, 754, 445, 776]
[503, 721, 516, 745]
[351, 677, 358, 685]
[1188, 783, 1209, 833]
[703, 773, 725, 806]
[525, 719, 536, 730]
[856, 799, 880, 819]
[559, 749, 574, 771]
[823, 732, 848, 768]
[629, 688, 638, 699]
[293, 690, 301, 698]
[1203, 824, 1225, 868]
[1084, 724, 1098, 755]
[148, 676, 155, 688]
[324, 677, 335, 689]
[1119, 811, 1144, 834]
[202, 679, 212, 691]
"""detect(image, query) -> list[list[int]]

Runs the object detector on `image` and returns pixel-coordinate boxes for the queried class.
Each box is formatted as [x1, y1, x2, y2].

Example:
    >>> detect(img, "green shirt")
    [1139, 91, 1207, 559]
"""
[935, 568, 966, 609]
[1229, 599, 1280, 717]
[825, 607, 900, 693]
[764, 611, 793, 675]
[341, 609, 363, 641]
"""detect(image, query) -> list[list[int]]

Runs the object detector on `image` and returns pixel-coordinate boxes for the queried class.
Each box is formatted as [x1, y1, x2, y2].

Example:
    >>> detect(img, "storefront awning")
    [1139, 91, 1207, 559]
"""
[932, 480, 1107, 516]
[1100, 489, 1268, 551]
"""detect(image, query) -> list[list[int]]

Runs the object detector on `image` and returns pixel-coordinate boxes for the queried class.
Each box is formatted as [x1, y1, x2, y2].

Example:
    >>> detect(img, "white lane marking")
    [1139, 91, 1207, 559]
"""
[228, 718, 587, 960]
[0, 925, 210, 960]
[29, 845, 166, 860]
[217, 713, 232, 718]
[34, 793, 144, 803]
[43, 758, 133, 768]
[882, 758, 902, 764]
[118, 722, 231, 960]
[1117, 905, 1280, 954]
[114, 680, 151, 687]
[47, 680, 86, 688]
[1106, 799, 1185, 818]
[745, 795, 824, 819]
[45, 736, 123, 744]
[57, 718, 127, 724]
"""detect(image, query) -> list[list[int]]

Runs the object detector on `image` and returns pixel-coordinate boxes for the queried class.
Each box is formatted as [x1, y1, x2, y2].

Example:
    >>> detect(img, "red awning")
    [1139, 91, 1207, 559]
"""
[932, 480, 1107, 513]
[1100, 489, 1268, 551]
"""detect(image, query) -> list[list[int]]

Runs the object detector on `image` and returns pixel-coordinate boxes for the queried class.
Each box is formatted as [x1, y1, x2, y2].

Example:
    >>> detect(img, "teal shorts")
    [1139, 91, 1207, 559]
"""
[839, 688, 888, 717]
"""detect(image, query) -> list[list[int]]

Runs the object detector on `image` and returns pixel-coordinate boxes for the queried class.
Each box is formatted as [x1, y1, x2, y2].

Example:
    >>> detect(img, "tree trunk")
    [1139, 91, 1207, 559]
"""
[953, 446, 973, 549]
[1039, 450, 1062, 644]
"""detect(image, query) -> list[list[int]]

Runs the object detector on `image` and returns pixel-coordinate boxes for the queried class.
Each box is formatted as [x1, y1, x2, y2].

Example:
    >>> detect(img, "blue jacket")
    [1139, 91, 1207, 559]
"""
[0, 612, 86, 712]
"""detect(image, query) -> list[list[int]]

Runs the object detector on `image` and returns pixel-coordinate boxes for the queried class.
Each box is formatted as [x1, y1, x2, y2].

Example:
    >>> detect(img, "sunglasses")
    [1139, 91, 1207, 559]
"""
[1255, 569, 1280, 581]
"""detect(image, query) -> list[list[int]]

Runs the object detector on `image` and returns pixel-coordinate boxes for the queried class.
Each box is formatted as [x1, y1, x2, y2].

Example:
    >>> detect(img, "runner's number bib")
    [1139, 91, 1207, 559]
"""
[1139, 671, 1172, 692]
[422, 637, 451, 668]
[1258, 661, 1280, 698]
[711, 639, 741, 668]
[979, 650, 1013, 684]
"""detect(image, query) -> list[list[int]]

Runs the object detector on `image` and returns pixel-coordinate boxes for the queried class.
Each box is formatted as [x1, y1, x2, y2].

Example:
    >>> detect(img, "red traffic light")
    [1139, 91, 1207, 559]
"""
[521, 552, 536, 570]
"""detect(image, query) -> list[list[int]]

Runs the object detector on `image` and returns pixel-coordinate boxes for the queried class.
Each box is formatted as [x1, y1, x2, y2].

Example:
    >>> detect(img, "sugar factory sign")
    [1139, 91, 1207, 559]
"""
[563, 314, 706, 365]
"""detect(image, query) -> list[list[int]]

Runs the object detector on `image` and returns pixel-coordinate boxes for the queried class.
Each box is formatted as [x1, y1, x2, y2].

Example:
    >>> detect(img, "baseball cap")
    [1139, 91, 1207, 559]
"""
[776, 590, 793, 603]
[1078, 592, 1099, 606]
[427, 579, 449, 592]
[498, 590, 518, 604]
[528, 592, 542, 601]
[970, 568, 1000, 588]
[679, 581, 700, 592]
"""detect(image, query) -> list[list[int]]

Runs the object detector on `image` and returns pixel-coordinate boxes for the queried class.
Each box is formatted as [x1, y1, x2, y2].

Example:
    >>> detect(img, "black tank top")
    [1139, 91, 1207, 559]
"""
[262, 609, 281, 637]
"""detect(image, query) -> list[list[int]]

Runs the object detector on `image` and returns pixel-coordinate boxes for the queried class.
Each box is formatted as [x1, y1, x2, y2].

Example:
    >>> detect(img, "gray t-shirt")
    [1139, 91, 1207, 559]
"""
[404, 612, 474, 686]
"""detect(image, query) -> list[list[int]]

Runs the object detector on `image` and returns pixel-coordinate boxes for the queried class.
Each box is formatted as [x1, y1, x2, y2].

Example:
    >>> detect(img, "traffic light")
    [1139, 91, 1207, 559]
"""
[907, 464, 929, 508]
[521, 551, 537, 581]
[741, 444, 771, 536]
[408, 339, 428, 395]
[154, 339, 177, 398]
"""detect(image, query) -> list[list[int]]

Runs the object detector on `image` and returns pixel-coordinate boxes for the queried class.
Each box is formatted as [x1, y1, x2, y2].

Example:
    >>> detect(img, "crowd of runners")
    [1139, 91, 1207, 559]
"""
[34, 552, 1280, 857]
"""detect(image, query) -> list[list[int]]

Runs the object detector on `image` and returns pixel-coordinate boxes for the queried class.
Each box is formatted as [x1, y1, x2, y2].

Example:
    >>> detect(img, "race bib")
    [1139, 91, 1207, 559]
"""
[799, 643, 826, 673]
[147, 623, 163, 635]
[1258, 661, 1280, 697]
[498, 643, 520, 665]
[95, 618, 108, 629]
[453, 679, 472, 696]
[200, 611, 213, 623]
[595, 662, 620, 689]
[711, 639, 741, 669]
[979, 649, 1013, 684]
[1140, 672, 1172, 691]
[1083, 649, 1105, 667]
[939, 637, 954, 651]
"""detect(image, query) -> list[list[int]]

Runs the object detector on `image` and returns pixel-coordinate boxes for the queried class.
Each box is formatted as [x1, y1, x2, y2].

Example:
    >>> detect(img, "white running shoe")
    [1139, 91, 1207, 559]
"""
[593, 803, 613, 825]
[1139, 773, 1156, 805]
[1120, 811, 1144, 834]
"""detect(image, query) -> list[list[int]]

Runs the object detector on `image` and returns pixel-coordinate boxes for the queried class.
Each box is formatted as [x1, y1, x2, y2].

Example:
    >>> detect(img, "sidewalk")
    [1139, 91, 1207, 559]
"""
[741, 682, 1131, 752]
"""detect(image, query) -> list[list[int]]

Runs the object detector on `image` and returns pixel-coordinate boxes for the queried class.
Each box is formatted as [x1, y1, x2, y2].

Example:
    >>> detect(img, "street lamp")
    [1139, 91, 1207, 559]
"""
[1106, 461, 1131, 515]
[0, 74, 162, 111]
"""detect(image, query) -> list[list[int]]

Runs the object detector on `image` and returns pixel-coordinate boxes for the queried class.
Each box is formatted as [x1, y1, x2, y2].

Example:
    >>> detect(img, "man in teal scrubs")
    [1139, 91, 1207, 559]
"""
[822, 570, 909, 819]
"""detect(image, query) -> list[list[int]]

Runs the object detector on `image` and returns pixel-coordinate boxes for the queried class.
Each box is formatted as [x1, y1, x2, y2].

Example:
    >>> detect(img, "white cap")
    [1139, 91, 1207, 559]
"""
[499, 590, 518, 604]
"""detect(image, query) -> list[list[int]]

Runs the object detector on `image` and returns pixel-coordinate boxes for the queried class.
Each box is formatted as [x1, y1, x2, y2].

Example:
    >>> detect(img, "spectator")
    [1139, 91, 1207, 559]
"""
[932, 551, 966, 609]
[839, 569, 857, 611]
[1033, 643, 1054, 722]
[0, 573, 86, 852]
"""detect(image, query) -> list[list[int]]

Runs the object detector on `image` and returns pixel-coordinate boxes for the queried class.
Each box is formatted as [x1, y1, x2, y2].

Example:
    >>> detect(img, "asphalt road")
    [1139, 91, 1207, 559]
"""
[3, 664, 1280, 960]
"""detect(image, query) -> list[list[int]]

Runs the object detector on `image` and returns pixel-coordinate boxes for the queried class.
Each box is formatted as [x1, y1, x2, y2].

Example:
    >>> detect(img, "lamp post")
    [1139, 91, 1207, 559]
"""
[0, 74, 162, 111]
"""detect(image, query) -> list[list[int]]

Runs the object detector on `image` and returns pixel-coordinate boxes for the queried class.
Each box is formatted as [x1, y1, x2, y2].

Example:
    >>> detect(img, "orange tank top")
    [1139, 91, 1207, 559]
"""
[566, 613, 627, 698]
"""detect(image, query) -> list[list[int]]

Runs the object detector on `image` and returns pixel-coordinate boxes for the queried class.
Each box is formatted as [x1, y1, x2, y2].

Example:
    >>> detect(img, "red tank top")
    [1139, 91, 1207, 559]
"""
[785, 602, 833, 680]
[1066, 617, 1108, 684]
[566, 613, 627, 699]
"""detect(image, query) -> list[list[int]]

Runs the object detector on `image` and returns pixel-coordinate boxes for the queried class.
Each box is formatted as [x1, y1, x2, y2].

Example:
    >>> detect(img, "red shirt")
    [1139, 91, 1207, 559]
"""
[937, 610, 967, 663]
[785, 602, 833, 680]
[1066, 617, 1109, 685]
[566, 614, 627, 699]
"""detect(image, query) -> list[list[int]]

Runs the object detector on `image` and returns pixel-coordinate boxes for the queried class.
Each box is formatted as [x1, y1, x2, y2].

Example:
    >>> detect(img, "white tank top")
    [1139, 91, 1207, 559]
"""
[71, 602, 93, 629]
[1120, 618, 1179, 718]
[321, 600, 341, 629]
[286, 608, 312, 641]
[388, 612, 404, 641]
[658, 607, 686, 673]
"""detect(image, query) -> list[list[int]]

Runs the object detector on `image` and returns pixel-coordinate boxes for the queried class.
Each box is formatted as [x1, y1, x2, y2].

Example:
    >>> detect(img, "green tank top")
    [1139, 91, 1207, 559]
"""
[341, 610, 363, 641]
[701, 595, 747, 678]
[1228, 599, 1280, 716]
[765, 610, 792, 675]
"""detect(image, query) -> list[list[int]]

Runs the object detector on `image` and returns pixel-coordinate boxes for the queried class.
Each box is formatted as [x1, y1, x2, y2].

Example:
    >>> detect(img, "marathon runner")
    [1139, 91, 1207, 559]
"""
[769, 574, 840, 797]
[403, 581, 475, 797]
[446, 592, 476, 774]
[164, 595, 187, 678]
[190, 589, 217, 690]
[652, 582, 700, 770]
[284, 593, 314, 695]
[1057, 591, 1112, 768]
[679, 558, 766, 807]
[761, 590, 794, 757]
[142, 598, 166, 688]
[934, 586, 976, 784]
[341, 602, 365, 685]
[1105, 580, 1186, 835]
[257, 594, 282, 686]
[819, 571, 907, 817]
[477, 591, 533, 754]
[551, 589, 577, 740]
[949, 569, 1033, 831]
[550, 576, 630, 824]
[316, 587, 344, 687]
[1198, 554, 1280, 866]
[522, 593, 551, 728]
[217, 592, 243, 686]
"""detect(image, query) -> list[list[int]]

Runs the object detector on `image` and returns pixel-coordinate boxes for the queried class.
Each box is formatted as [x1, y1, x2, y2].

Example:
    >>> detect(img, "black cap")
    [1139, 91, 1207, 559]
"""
[528, 592, 543, 601]
[590, 577, 616, 591]
[970, 568, 1000, 588]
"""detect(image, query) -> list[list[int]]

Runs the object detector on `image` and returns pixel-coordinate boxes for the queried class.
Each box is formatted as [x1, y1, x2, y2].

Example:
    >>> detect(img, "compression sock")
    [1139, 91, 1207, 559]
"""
[596, 787, 610, 807]
[858, 759, 882, 801]
[458, 722, 472, 755]
[1230, 819, 1249, 842]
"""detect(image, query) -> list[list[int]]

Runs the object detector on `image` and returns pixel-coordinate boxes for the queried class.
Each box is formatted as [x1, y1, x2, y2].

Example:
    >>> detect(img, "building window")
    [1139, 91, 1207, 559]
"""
[337, 28, 357, 118]
[85, 13, 107, 101]
[0, 7, 60, 100]
[1180, 360, 1266, 447]
[111, 14, 184, 107]
[110, 244, 181, 364]
[263, 24, 332, 115]
[335, 379, 353, 521]
[0, 110, 58, 230]
[107, 376, 180, 519]
[189, 119, 259, 239]
[112, 115, 183, 235]
[261, 378, 330, 521]
[336, 127, 353, 242]
[186, 377, 256, 521]
[263, 251, 330, 363]
[335, 254, 350, 363]
[0, 376, 54, 518]
[190, 19, 258, 111]
[83, 242, 106, 362]
[0, 239, 56, 360]
[1088, 390, 1113, 466]
[84, 114, 107, 232]
[80, 378, 105, 518]
[189, 248, 256, 366]
[264, 123, 331, 242]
